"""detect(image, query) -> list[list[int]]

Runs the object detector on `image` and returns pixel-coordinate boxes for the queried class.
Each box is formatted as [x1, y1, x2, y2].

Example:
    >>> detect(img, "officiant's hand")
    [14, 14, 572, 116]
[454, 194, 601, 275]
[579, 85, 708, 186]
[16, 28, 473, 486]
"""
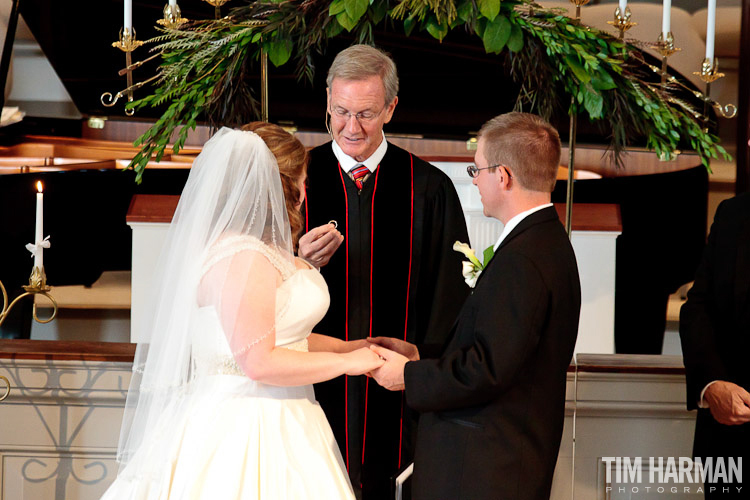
[299, 223, 343, 268]
[367, 337, 420, 361]
[369, 345, 408, 391]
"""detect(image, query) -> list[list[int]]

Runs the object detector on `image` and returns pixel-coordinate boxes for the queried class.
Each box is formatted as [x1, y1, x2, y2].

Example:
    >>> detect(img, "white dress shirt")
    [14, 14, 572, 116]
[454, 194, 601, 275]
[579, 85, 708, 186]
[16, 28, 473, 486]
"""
[493, 203, 554, 251]
[331, 132, 388, 173]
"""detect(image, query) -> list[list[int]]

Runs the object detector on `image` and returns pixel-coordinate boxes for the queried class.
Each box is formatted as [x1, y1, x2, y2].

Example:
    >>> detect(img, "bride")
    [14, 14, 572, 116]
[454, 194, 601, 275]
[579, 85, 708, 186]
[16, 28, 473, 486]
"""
[101, 124, 385, 499]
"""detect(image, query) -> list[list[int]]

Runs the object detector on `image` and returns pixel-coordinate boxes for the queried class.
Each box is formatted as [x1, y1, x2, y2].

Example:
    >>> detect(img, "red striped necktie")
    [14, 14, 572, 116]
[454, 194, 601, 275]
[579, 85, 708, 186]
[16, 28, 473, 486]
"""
[351, 164, 370, 190]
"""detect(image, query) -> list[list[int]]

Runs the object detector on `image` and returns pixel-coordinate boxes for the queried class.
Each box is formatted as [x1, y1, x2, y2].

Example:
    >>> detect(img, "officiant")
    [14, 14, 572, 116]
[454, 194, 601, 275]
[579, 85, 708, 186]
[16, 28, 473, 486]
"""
[299, 44, 470, 499]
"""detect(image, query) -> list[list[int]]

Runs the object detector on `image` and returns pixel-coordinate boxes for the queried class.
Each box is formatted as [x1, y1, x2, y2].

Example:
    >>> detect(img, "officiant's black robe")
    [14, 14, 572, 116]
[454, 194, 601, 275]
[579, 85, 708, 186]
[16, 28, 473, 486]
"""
[304, 142, 469, 498]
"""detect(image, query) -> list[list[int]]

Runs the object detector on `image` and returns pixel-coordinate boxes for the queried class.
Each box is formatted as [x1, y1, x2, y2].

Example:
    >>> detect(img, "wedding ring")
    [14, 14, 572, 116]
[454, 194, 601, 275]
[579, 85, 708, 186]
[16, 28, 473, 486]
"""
[328, 220, 338, 229]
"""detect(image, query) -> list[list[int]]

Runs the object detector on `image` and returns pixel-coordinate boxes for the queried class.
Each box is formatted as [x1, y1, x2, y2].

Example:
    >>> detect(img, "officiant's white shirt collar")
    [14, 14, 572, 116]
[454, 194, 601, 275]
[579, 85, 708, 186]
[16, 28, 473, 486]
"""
[494, 203, 554, 251]
[331, 132, 388, 173]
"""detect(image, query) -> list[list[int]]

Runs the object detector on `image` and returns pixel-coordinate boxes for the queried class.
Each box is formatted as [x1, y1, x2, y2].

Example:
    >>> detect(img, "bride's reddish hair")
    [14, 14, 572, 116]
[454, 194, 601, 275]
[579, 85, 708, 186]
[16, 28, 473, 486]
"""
[240, 122, 308, 247]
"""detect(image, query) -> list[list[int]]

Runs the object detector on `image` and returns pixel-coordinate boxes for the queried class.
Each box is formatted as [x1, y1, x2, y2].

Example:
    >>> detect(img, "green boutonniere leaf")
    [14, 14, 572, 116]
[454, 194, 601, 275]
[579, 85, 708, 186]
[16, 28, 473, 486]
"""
[483, 245, 495, 266]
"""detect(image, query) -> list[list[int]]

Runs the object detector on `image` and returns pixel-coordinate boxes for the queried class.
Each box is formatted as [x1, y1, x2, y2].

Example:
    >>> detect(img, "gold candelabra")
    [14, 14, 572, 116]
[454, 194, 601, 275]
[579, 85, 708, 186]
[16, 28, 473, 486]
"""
[101, 27, 147, 116]
[692, 58, 737, 130]
[0, 267, 58, 328]
[607, 6, 636, 39]
[655, 31, 680, 86]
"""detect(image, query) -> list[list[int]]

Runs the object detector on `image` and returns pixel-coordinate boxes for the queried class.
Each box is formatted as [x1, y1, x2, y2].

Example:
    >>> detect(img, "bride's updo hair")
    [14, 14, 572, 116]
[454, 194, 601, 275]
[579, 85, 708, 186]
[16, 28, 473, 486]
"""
[240, 122, 308, 245]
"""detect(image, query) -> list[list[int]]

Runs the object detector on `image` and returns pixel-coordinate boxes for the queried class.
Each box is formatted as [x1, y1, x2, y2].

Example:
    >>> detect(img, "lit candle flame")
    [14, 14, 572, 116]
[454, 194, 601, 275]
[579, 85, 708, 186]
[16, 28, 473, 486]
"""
[36, 181, 43, 193]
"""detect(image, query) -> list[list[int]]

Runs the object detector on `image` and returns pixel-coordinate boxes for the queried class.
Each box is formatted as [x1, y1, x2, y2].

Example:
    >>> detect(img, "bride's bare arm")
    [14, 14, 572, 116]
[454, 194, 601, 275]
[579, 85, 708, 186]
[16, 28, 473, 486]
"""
[307, 334, 369, 353]
[201, 250, 383, 386]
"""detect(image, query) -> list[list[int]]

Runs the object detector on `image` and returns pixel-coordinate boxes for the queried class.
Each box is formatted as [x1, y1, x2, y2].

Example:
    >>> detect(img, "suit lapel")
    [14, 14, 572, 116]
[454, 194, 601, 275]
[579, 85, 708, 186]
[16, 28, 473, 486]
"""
[472, 207, 558, 289]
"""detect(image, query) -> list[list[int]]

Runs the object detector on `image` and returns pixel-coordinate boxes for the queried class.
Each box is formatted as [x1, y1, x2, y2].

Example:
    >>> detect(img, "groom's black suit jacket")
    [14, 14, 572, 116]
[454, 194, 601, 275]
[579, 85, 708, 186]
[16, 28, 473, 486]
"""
[403, 206, 581, 500]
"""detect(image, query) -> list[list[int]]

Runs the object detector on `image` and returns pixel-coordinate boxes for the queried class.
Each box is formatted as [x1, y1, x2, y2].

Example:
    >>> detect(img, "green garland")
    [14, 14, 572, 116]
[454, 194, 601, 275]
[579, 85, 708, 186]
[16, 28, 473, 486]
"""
[127, 0, 728, 182]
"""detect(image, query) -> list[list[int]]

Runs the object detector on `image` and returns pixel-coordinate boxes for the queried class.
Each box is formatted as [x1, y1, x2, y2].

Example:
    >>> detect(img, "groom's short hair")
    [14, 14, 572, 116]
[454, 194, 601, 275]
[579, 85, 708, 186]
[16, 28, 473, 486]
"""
[478, 112, 561, 193]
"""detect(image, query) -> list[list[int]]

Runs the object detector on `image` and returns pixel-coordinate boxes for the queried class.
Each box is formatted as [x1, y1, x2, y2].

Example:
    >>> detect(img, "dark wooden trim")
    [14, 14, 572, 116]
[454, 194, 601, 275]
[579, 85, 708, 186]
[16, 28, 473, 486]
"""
[0, 339, 688, 373]
[128, 195, 622, 233]
[126, 194, 179, 223]
[0, 339, 135, 362]
[421, 155, 474, 163]
[554, 203, 622, 232]
[575, 354, 686, 375]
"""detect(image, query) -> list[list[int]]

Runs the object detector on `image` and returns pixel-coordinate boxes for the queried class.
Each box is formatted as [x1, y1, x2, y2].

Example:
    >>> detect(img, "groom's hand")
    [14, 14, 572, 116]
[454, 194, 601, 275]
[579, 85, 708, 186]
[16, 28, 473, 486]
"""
[299, 223, 343, 268]
[367, 337, 420, 361]
[369, 345, 409, 391]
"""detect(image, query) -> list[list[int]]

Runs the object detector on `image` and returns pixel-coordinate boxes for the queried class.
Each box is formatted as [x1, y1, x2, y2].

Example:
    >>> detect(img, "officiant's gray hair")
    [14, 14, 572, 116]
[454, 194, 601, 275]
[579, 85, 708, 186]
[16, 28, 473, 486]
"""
[327, 44, 399, 105]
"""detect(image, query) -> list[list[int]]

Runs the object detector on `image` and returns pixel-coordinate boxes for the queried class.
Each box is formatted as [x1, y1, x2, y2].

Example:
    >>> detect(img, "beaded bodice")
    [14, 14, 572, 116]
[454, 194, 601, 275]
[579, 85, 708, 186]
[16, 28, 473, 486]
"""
[191, 236, 329, 377]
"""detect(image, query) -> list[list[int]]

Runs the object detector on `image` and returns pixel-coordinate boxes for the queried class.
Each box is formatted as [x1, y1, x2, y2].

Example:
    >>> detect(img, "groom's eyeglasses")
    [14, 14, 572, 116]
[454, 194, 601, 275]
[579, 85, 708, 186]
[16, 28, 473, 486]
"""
[467, 164, 512, 179]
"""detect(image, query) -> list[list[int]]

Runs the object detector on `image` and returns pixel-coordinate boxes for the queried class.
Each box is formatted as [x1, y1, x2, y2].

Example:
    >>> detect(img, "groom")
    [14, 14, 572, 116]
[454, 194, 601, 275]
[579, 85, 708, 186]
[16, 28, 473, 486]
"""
[370, 112, 581, 500]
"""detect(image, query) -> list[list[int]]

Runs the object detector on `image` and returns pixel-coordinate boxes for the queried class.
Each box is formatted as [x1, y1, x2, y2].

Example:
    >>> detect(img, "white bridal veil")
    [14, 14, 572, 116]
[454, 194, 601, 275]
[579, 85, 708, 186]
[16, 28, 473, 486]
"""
[115, 127, 295, 477]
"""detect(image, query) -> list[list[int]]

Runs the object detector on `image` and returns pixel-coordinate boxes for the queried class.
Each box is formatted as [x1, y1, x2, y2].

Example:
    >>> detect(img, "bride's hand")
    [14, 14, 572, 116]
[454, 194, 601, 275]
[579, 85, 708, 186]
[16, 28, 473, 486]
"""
[343, 347, 385, 376]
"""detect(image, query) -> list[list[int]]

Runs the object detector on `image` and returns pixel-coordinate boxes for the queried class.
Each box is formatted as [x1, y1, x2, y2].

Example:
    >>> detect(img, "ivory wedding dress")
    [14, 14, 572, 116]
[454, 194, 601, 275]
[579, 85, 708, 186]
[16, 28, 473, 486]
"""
[101, 237, 354, 500]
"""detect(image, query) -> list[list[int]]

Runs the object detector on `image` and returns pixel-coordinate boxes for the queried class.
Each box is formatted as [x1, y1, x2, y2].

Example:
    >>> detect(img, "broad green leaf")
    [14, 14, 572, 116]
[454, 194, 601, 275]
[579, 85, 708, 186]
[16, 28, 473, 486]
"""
[337, 10, 357, 31]
[326, 17, 345, 37]
[370, 0, 387, 23]
[482, 14, 511, 54]
[404, 16, 416, 36]
[344, 0, 368, 23]
[457, 0, 474, 22]
[590, 70, 616, 90]
[475, 17, 487, 37]
[564, 55, 591, 83]
[506, 22, 524, 52]
[426, 18, 449, 41]
[329, 0, 346, 16]
[478, 0, 500, 21]
[583, 89, 603, 118]
[265, 38, 293, 67]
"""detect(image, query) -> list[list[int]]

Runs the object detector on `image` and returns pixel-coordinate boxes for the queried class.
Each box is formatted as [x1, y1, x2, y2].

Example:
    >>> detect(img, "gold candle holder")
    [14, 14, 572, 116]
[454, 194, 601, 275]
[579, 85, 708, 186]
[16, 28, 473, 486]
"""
[203, 0, 230, 19]
[111, 27, 145, 53]
[655, 32, 680, 85]
[0, 266, 58, 328]
[607, 6, 636, 38]
[692, 58, 736, 131]
[694, 57, 725, 83]
[568, 0, 590, 22]
[157, 3, 188, 28]
[102, 28, 145, 116]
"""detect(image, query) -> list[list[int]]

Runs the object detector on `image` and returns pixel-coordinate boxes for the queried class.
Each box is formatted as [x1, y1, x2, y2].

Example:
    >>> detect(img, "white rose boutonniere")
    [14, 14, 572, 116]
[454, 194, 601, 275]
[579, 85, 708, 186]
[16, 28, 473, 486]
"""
[453, 241, 494, 288]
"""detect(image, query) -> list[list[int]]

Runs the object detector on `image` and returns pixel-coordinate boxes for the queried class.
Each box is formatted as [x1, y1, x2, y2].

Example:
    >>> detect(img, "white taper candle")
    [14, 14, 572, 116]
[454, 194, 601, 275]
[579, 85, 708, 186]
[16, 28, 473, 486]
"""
[34, 182, 43, 269]
[124, 0, 133, 31]
[705, 0, 716, 65]
[619, 0, 627, 14]
[662, 0, 671, 37]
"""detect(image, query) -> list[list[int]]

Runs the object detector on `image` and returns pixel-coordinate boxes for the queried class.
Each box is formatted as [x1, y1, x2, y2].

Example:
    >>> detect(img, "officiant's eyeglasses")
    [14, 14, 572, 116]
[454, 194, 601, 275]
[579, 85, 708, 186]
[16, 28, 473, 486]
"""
[467, 164, 512, 179]
[331, 106, 384, 123]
